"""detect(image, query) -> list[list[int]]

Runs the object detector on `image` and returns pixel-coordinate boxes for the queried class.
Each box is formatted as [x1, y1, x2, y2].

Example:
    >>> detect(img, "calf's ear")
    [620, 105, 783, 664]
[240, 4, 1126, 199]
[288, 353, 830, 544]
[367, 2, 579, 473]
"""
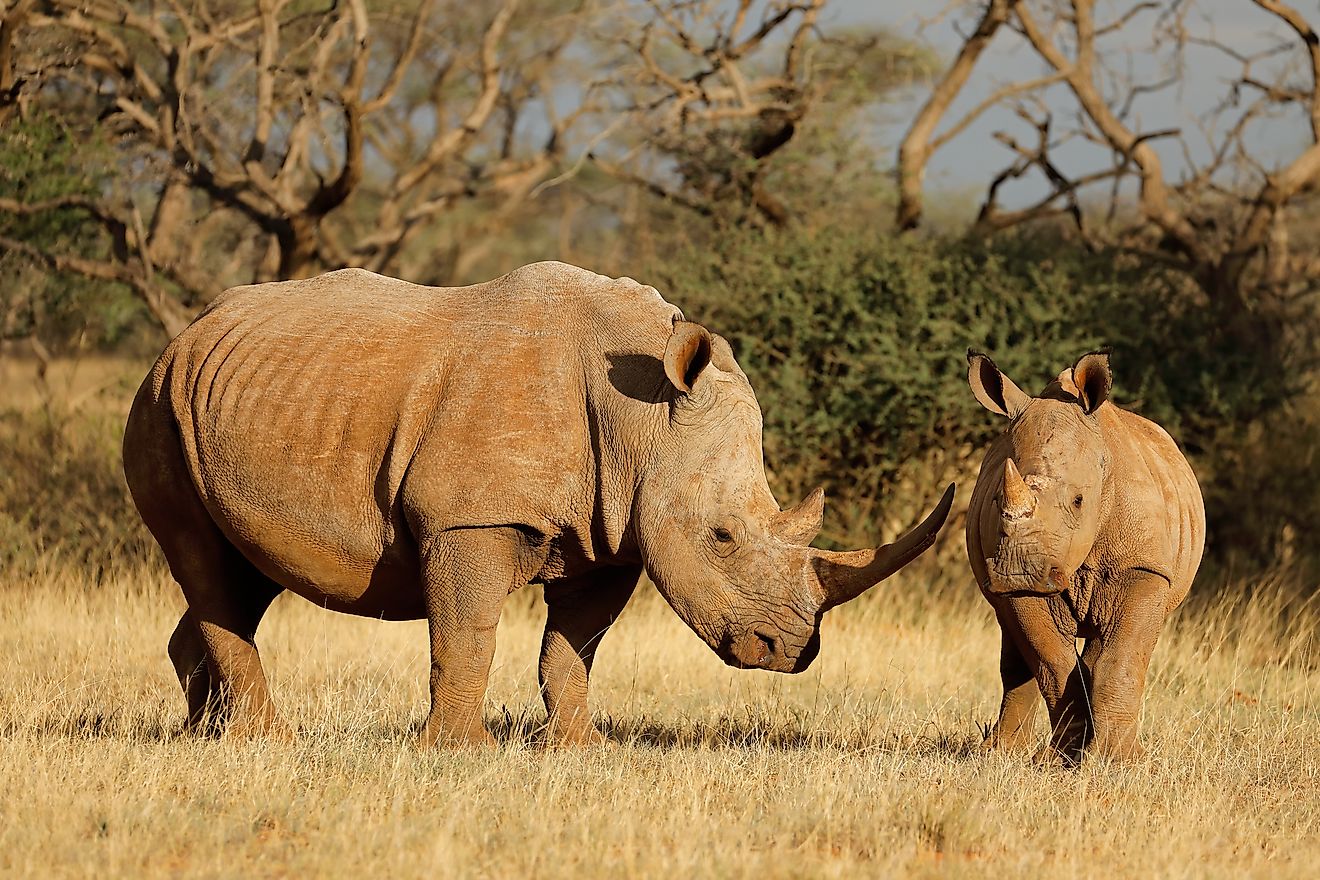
[664, 321, 714, 394]
[1071, 349, 1112, 415]
[967, 350, 1030, 418]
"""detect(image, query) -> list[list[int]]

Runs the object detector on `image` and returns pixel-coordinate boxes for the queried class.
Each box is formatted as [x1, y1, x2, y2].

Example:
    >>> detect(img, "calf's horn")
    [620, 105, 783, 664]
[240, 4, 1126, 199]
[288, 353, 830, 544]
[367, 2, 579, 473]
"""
[1001, 458, 1035, 520]
[809, 483, 955, 610]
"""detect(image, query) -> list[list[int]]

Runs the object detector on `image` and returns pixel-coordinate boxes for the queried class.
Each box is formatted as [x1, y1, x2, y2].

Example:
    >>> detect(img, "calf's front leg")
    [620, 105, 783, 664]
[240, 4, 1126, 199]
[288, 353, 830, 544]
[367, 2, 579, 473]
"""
[1080, 571, 1168, 761]
[1003, 595, 1090, 764]
[539, 565, 640, 747]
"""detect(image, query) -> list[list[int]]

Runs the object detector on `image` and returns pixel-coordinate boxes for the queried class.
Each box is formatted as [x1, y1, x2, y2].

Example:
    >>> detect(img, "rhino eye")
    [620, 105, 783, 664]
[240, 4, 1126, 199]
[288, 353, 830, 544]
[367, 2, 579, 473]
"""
[1073, 494, 1084, 508]
[712, 527, 734, 543]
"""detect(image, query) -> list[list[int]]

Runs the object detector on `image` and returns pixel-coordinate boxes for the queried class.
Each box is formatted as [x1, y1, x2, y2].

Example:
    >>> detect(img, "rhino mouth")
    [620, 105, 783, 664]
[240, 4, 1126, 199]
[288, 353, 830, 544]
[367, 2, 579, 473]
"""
[986, 562, 1070, 596]
[719, 626, 818, 673]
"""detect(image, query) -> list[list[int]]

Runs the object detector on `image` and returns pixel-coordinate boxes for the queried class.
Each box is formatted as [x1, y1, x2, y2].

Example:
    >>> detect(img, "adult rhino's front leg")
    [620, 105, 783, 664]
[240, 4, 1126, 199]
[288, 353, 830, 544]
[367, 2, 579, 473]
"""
[1079, 570, 1168, 761]
[417, 527, 545, 749]
[539, 565, 641, 747]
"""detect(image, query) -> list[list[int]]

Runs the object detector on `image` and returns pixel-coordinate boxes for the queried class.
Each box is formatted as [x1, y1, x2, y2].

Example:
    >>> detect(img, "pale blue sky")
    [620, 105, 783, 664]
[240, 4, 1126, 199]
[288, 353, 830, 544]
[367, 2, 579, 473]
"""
[824, 0, 1309, 209]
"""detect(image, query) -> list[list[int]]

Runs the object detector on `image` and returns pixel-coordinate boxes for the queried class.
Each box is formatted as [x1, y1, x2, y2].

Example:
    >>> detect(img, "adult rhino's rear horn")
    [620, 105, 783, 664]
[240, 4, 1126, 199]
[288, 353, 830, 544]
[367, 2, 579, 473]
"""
[809, 483, 956, 610]
[770, 487, 826, 546]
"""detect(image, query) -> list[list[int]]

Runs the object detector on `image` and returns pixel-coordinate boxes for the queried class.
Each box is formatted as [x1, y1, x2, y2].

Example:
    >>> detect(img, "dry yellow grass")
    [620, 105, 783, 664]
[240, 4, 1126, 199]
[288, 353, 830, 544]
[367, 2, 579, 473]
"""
[1, 355, 1316, 877]
[1, 560, 1315, 879]
[0, 354, 143, 415]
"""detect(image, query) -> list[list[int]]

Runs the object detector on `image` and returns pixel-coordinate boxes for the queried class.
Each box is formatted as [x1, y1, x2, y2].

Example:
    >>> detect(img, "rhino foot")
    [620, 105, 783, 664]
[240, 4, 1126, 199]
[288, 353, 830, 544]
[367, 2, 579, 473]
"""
[544, 723, 611, 750]
[418, 719, 498, 750]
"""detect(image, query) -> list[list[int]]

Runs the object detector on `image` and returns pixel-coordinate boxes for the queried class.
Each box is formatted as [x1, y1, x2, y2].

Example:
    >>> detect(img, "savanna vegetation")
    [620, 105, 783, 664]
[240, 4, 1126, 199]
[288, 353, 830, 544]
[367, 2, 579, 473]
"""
[1, 1, 1317, 877]
[2, 535, 1317, 878]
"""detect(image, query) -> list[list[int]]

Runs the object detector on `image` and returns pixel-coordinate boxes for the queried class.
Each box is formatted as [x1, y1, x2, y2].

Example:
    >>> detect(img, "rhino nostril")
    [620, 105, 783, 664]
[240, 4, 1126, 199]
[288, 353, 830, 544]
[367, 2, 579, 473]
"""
[752, 627, 778, 665]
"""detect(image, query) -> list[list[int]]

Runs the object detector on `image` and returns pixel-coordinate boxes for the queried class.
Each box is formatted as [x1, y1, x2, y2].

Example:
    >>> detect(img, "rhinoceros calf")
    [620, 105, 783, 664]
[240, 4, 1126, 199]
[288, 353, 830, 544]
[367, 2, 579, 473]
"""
[124, 261, 953, 747]
[964, 350, 1204, 762]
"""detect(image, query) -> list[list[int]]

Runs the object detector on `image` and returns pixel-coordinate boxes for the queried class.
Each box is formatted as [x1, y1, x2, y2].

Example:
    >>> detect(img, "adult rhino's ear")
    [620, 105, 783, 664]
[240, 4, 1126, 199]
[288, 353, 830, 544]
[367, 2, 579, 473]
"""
[664, 320, 714, 394]
[967, 349, 1030, 418]
[709, 333, 740, 373]
[1072, 349, 1112, 415]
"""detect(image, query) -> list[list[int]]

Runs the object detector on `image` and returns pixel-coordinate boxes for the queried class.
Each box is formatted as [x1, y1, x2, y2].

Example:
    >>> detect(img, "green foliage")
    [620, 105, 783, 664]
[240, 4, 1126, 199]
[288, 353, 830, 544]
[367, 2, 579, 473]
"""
[0, 113, 100, 232]
[642, 222, 1309, 563]
[0, 113, 148, 350]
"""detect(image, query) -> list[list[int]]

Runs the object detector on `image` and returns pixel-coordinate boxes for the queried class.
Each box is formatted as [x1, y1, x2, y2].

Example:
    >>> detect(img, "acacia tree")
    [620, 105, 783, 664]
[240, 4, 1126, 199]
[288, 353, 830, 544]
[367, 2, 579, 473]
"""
[0, 0, 931, 341]
[592, 0, 932, 228]
[0, 0, 590, 337]
[897, 0, 1320, 312]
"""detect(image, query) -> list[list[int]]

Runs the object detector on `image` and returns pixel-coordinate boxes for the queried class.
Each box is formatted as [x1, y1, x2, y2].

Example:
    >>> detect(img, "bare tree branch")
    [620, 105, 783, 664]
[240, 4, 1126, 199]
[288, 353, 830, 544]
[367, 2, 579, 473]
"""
[898, 0, 1011, 230]
[896, 0, 1320, 311]
[0, 0, 33, 125]
[6, 0, 584, 333]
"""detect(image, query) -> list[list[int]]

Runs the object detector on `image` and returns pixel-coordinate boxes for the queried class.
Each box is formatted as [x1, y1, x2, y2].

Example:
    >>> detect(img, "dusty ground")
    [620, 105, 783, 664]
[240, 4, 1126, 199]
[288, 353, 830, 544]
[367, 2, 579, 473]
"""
[0, 561, 1314, 879]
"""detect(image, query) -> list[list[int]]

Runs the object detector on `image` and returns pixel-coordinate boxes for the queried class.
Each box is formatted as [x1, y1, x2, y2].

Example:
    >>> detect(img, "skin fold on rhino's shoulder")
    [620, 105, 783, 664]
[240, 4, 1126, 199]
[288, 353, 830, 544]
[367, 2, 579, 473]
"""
[1096, 404, 1205, 597]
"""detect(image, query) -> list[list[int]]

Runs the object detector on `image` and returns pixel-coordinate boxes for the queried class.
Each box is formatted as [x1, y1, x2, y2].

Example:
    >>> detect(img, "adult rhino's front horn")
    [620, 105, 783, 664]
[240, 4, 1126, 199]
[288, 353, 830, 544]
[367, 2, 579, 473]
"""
[809, 483, 956, 610]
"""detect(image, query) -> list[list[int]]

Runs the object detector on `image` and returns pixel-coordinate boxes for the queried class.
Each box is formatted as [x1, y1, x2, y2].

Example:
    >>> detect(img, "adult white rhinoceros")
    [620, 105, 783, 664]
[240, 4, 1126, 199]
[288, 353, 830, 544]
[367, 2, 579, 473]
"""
[124, 261, 954, 747]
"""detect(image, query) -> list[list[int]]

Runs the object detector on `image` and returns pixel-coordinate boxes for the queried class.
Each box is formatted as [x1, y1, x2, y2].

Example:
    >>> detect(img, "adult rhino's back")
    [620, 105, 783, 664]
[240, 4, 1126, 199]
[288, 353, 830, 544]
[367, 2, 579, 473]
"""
[124, 262, 681, 613]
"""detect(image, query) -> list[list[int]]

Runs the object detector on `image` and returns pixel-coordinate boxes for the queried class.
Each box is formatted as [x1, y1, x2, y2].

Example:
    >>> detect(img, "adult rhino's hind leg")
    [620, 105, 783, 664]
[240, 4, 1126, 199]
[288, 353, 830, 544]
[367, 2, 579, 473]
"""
[168, 611, 214, 733]
[126, 387, 287, 739]
[416, 527, 547, 749]
[539, 565, 640, 747]
[166, 544, 287, 738]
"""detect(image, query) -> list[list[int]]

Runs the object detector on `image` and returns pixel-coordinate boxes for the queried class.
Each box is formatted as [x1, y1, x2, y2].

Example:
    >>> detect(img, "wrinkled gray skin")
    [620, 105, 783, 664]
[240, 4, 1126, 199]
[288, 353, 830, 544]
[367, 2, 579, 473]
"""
[123, 262, 954, 747]
[965, 350, 1204, 763]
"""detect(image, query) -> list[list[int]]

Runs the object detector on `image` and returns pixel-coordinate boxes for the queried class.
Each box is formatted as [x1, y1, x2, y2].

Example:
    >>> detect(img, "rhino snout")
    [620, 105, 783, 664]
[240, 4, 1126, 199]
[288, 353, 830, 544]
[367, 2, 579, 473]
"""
[721, 624, 819, 673]
[987, 557, 1071, 596]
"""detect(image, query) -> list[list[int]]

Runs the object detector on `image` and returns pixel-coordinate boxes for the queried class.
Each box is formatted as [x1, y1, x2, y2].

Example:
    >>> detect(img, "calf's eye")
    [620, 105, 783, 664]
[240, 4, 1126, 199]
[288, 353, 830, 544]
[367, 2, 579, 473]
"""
[1073, 494, 1084, 508]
